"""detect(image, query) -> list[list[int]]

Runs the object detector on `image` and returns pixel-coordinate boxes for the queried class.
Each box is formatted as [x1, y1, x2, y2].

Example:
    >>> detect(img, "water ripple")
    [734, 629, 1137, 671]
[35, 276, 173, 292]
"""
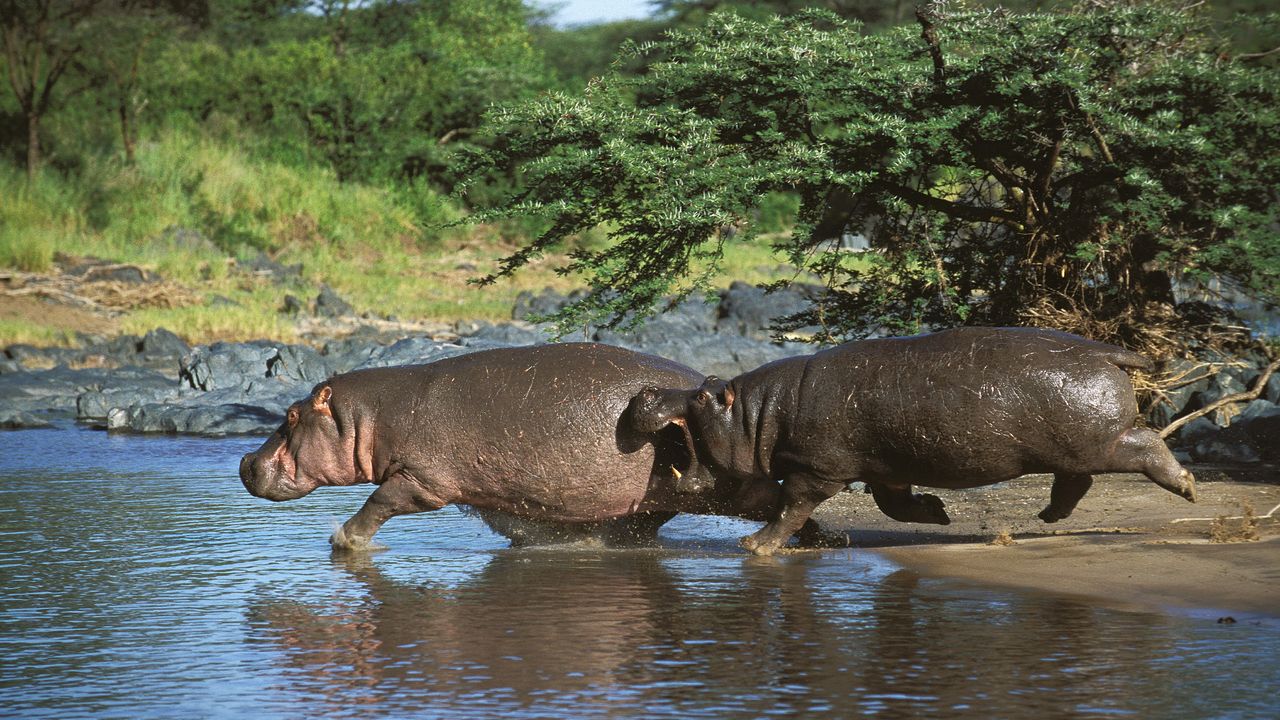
[0, 426, 1276, 719]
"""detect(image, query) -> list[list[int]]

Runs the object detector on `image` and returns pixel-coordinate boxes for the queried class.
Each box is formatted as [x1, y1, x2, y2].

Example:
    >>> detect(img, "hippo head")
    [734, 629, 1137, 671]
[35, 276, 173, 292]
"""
[239, 383, 365, 501]
[628, 376, 737, 474]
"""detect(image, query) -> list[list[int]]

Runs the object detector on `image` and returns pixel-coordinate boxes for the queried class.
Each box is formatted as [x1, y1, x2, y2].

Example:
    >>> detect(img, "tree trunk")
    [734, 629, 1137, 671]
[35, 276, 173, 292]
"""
[118, 99, 134, 164]
[26, 110, 41, 180]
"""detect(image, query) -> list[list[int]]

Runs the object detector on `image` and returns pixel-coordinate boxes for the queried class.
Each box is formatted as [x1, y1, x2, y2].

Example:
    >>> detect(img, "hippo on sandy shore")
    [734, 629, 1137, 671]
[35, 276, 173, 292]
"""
[627, 327, 1197, 555]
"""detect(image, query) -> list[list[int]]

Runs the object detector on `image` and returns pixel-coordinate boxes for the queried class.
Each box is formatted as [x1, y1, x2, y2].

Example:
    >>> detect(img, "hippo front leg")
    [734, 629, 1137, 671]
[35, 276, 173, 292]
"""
[734, 477, 850, 549]
[740, 475, 846, 556]
[331, 475, 445, 552]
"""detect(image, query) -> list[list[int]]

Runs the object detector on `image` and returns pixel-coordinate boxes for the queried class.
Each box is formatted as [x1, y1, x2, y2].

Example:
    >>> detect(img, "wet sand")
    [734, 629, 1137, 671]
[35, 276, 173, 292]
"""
[810, 467, 1280, 618]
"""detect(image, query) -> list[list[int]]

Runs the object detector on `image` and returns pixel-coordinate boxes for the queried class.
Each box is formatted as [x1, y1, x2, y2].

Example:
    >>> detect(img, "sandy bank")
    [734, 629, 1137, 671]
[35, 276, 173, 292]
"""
[809, 467, 1280, 618]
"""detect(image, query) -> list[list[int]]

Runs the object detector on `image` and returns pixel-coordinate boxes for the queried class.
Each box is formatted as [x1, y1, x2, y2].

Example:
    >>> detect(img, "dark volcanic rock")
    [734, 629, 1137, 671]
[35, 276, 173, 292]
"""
[512, 289, 576, 321]
[180, 342, 280, 391]
[460, 322, 546, 348]
[315, 284, 354, 318]
[61, 257, 159, 284]
[354, 337, 476, 370]
[269, 344, 332, 385]
[241, 252, 303, 282]
[281, 294, 304, 315]
[138, 328, 190, 366]
[715, 281, 818, 339]
[108, 399, 291, 436]
[0, 409, 54, 429]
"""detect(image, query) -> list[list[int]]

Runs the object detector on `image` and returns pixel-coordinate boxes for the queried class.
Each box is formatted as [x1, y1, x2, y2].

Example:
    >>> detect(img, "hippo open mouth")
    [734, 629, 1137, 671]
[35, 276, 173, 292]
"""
[654, 411, 714, 494]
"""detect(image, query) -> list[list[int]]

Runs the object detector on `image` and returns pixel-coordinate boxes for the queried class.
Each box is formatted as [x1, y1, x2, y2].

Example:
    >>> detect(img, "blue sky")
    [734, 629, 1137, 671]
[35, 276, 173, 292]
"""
[533, 0, 656, 26]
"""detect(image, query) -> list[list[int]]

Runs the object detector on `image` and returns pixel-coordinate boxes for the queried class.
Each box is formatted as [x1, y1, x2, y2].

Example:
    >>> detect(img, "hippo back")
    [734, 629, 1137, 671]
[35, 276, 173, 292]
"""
[783, 327, 1147, 484]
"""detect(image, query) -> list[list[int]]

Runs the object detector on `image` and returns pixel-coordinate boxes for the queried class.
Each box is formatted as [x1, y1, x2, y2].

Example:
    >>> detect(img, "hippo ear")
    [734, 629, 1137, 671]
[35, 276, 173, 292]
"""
[312, 385, 333, 416]
[720, 384, 735, 411]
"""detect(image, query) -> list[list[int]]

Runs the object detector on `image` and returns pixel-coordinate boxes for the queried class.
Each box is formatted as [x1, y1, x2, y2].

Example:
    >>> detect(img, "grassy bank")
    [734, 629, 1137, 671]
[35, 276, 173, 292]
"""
[0, 127, 798, 347]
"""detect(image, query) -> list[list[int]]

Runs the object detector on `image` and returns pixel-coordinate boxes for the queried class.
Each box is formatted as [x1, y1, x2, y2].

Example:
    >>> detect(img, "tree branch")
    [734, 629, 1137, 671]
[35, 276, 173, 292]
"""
[883, 182, 1025, 229]
[915, 6, 945, 89]
[1159, 358, 1279, 439]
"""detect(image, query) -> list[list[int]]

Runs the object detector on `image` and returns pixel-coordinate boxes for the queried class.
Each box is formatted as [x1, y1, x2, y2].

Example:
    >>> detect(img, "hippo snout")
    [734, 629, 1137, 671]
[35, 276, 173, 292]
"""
[626, 385, 687, 433]
[239, 448, 309, 501]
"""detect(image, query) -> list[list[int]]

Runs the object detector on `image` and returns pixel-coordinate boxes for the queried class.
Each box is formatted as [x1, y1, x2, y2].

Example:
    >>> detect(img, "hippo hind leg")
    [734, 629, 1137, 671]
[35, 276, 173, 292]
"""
[1038, 473, 1093, 523]
[1105, 428, 1197, 503]
[867, 483, 951, 525]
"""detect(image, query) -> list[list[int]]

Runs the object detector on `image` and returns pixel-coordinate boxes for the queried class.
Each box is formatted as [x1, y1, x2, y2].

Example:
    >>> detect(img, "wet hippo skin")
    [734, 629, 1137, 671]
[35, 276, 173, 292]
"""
[628, 327, 1197, 556]
[239, 342, 832, 549]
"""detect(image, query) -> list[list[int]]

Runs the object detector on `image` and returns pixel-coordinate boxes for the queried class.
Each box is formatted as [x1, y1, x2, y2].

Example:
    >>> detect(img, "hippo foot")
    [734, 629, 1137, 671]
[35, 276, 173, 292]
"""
[739, 533, 778, 557]
[794, 521, 852, 549]
[329, 524, 387, 553]
[915, 493, 951, 525]
[1037, 505, 1071, 524]
[1178, 469, 1197, 503]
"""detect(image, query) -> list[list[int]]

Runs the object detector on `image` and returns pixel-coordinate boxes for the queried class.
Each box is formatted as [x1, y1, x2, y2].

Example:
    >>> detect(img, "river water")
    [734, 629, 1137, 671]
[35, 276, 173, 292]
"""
[2, 425, 1277, 719]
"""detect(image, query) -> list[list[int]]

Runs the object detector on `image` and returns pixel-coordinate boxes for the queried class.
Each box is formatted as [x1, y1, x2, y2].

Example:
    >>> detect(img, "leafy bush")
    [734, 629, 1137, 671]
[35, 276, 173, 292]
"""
[463, 3, 1280, 352]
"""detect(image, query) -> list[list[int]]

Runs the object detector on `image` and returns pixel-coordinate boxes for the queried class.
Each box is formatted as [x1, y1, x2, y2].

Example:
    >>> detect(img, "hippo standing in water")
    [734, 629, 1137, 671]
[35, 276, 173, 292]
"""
[627, 327, 1198, 556]
[240, 343, 830, 550]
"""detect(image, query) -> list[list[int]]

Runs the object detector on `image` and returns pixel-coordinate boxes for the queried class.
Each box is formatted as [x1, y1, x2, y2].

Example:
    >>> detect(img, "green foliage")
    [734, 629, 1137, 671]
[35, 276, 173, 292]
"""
[463, 3, 1280, 349]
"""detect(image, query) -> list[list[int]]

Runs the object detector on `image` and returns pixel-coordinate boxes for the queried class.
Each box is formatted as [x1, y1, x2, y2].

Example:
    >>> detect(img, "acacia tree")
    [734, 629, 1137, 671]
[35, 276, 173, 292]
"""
[461, 2, 1279, 355]
[1, 0, 102, 178]
[86, 1, 208, 164]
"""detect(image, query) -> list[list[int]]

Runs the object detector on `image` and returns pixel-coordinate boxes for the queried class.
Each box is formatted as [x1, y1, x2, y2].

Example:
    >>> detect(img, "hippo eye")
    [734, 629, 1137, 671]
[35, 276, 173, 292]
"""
[695, 389, 712, 406]
[287, 408, 300, 428]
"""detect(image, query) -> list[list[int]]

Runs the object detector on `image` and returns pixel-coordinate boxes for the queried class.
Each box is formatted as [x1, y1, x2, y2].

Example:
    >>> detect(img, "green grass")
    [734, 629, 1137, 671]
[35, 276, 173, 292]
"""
[0, 126, 806, 347]
[0, 318, 80, 348]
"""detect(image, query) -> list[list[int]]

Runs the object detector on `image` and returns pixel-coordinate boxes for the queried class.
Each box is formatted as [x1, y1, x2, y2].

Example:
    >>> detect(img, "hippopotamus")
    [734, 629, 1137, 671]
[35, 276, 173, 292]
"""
[239, 342, 831, 550]
[627, 327, 1198, 556]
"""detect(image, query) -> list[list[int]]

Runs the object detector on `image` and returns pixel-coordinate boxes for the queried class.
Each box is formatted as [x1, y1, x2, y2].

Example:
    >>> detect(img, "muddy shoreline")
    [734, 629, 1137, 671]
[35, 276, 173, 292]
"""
[808, 469, 1280, 618]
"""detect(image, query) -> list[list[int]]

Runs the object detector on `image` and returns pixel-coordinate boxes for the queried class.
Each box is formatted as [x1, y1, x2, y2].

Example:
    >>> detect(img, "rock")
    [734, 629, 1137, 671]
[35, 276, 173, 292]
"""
[62, 257, 158, 284]
[77, 385, 183, 422]
[355, 337, 477, 370]
[4, 343, 79, 368]
[108, 400, 288, 436]
[180, 342, 279, 391]
[1174, 416, 1220, 447]
[315, 284, 354, 318]
[594, 297, 718, 348]
[161, 225, 217, 253]
[512, 289, 575, 321]
[0, 409, 54, 429]
[139, 328, 189, 367]
[0, 365, 162, 417]
[715, 281, 818, 339]
[1237, 399, 1277, 423]
[460, 322, 546, 347]
[281, 294, 304, 315]
[1234, 405, 1280, 463]
[268, 344, 332, 385]
[1193, 431, 1262, 464]
[241, 252, 303, 282]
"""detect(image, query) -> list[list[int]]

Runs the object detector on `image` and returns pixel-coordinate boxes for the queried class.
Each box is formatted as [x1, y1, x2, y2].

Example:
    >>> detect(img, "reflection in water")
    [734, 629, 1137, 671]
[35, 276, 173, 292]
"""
[246, 551, 1271, 719]
[1, 426, 1277, 719]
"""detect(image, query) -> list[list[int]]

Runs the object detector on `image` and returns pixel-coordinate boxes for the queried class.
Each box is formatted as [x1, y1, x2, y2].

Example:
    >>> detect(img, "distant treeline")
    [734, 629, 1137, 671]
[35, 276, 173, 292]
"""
[3, 0, 1273, 197]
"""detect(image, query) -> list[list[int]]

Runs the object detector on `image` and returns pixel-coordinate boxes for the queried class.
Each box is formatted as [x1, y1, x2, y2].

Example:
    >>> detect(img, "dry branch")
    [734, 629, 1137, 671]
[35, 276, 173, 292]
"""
[1159, 358, 1279, 439]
